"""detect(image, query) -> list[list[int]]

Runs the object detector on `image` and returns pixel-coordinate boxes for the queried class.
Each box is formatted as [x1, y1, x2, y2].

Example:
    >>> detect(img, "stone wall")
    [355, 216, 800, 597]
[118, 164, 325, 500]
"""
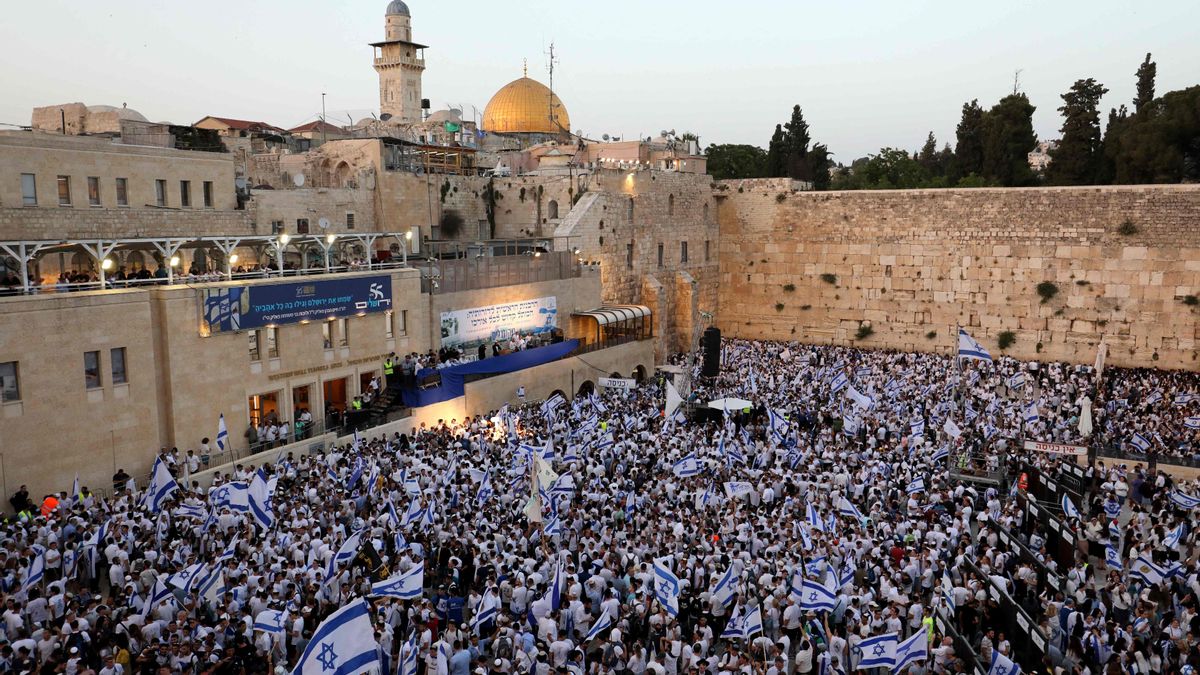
[716, 182, 1200, 369]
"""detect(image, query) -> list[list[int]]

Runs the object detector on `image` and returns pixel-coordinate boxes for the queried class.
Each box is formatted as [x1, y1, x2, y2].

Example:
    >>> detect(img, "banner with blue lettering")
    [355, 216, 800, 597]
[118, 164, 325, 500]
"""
[201, 276, 392, 333]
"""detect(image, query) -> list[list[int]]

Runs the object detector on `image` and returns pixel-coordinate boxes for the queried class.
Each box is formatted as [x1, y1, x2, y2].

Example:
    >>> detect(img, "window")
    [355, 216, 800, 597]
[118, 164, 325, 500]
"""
[385, 310, 394, 339]
[657, 243, 664, 268]
[115, 178, 128, 206]
[203, 181, 214, 208]
[626, 242, 634, 270]
[84, 351, 101, 389]
[248, 330, 261, 361]
[297, 218, 310, 234]
[322, 322, 333, 349]
[681, 241, 688, 264]
[266, 327, 279, 358]
[668, 194, 675, 216]
[110, 347, 127, 385]
[705, 240, 711, 262]
[337, 318, 349, 347]
[0, 362, 18, 402]
[271, 220, 284, 234]
[21, 174, 37, 206]
[57, 175, 71, 206]
[155, 179, 167, 207]
[396, 309, 408, 336]
[628, 197, 634, 222]
[346, 213, 356, 229]
[87, 177, 101, 206]
[180, 180, 191, 207]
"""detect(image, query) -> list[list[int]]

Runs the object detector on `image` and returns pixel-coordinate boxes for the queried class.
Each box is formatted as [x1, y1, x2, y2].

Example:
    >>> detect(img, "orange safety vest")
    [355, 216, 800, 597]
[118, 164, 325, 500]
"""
[1017, 472, 1029, 492]
[40, 495, 59, 517]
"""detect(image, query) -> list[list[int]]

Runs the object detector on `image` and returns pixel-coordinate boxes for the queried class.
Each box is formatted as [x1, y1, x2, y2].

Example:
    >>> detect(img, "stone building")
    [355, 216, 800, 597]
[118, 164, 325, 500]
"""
[371, 0, 427, 123]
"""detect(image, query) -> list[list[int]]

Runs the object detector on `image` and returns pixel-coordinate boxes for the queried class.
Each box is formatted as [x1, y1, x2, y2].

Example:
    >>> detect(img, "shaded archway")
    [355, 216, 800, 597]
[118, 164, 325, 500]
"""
[576, 380, 595, 398]
[334, 161, 352, 188]
[547, 200, 559, 219]
[632, 365, 647, 383]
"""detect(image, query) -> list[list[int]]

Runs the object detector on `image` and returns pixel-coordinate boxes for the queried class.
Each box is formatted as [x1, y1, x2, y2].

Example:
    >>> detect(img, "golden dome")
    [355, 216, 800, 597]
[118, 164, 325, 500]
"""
[482, 77, 570, 134]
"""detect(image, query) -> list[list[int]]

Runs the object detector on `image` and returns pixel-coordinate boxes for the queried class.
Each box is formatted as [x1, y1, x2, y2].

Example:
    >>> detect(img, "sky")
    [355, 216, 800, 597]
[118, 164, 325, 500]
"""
[2, 0, 1197, 161]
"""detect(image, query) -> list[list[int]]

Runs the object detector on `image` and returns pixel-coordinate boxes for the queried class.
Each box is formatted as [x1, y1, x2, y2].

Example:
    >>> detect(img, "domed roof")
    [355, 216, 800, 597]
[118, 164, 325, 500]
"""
[86, 105, 148, 122]
[386, 0, 410, 16]
[482, 77, 570, 135]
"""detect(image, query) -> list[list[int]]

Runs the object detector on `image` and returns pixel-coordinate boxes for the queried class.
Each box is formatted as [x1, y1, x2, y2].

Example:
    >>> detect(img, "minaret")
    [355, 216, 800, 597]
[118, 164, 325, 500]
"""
[371, 1, 426, 122]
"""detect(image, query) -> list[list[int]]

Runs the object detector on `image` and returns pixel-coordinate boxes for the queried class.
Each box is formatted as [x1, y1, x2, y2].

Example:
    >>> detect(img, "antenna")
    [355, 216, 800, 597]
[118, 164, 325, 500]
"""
[546, 42, 561, 129]
[1012, 69, 1024, 95]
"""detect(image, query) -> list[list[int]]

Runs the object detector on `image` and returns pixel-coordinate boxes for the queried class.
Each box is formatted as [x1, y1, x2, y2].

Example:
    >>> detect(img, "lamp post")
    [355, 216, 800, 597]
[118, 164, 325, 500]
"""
[168, 255, 180, 284]
[99, 258, 113, 288]
[324, 233, 336, 273]
[227, 253, 239, 280]
[276, 233, 290, 276]
[403, 230, 413, 266]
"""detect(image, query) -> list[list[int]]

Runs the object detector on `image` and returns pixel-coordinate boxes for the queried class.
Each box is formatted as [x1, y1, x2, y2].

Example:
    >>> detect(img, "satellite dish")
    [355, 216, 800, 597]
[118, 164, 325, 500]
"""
[318, 217, 331, 229]
[602, 134, 610, 141]
[380, 113, 393, 122]
[293, 173, 306, 187]
[234, 177, 248, 190]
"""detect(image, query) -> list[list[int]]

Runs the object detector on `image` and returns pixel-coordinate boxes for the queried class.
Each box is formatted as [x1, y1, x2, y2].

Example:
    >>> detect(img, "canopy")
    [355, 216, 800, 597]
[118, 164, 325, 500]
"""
[708, 397, 753, 412]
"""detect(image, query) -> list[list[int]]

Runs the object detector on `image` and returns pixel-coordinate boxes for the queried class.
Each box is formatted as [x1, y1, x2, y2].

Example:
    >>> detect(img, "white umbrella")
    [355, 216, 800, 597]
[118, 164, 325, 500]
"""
[1077, 395, 1093, 437]
[708, 397, 753, 412]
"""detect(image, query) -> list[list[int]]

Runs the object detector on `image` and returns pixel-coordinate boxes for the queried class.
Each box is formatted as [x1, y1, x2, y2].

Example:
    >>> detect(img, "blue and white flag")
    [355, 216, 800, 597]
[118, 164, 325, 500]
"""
[1175, 392, 1197, 406]
[1104, 498, 1122, 520]
[1023, 402, 1040, 425]
[854, 633, 897, 670]
[829, 371, 849, 394]
[254, 609, 289, 635]
[175, 503, 208, 520]
[210, 481, 249, 513]
[21, 551, 45, 592]
[906, 478, 926, 495]
[323, 528, 366, 587]
[397, 632, 419, 675]
[941, 571, 955, 613]
[837, 496, 864, 521]
[958, 329, 993, 362]
[942, 418, 962, 439]
[292, 599, 379, 675]
[836, 563, 855, 592]
[742, 603, 764, 636]
[146, 457, 178, 513]
[806, 502, 825, 532]
[1130, 555, 1181, 585]
[142, 577, 175, 617]
[910, 419, 925, 441]
[1186, 416, 1200, 430]
[711, 564, 738, 608]
[846, 386, 875, 411]
[895, 631, 929, 671]
[724, 481, 753, 499]
[1164, 523, 1185, 549]
[932, 446, 950, 463]
[543, 513, 562, 537]
[653, 557, 681, 617]
[216, 413, 229, 453]
[673, 453, 701, 478]
[169, 562, 206, 592]
[721, 603, 746, 639]
[371, 561, 424, 599]
[1006, 373, 1026, 390]
[1061, 495, 1081, 519]
[584, 610, 614, 643]
[987, 648, 1021, 675]
[1108, 520, 1121, 542]
[548, 560, 565, 611]
[1171, 491, 1200, 509]
[1105, 545, 1123, 571]
[215, 537, 240, 565]
[248, 468, 275, 530]
[476, 471, 494, 505]
[1130, 433, 1152, 453]
[470, 590, 500, 635]
[797, 576, 837, 612]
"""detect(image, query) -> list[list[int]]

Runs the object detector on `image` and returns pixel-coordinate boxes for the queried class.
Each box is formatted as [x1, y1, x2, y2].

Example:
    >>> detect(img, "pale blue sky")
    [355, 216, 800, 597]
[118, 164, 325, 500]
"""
[2, 0, 1196, 160]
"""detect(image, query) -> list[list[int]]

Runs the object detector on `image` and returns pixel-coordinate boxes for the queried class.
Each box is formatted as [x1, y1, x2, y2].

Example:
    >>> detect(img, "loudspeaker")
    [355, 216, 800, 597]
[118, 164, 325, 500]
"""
[701, 327, 721, 378]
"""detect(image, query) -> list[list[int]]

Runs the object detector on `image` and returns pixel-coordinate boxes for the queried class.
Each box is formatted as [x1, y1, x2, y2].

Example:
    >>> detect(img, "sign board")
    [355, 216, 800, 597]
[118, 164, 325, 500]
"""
[200, 275, 392, 334]
[1023, 440, 1088, 457]
[599, 377, 637, 390]
[440, 296, 557, 350]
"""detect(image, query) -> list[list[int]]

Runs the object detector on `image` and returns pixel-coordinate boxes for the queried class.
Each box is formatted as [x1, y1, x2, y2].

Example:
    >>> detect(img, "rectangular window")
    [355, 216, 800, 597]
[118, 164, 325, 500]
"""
[267, 326, 279, 358]
[385, 310, 394, 339]
[110, 347, 127, 385]
[87, 176, 101, 206]
[271, 220, 284, 234]
[297, 218, 310, 234]
[84, 351, 101, 389]
[681, 241, 689, 264]
[20, 173, 37, 206]
[180, 180, 191, 208]
[115, 178, 128, 206]
[322, 322, 333, 349]
[397, 309, 408, 336]
[657, 243, 664, 268]
[626, 242, 634, 269]
[337, 318, 349, 347]
[203, 181, 214, 208]
[705, 240, 711, 262]
[346, 213, 356, 229]
[0, 361, 19, 402]
[57, 175, 71, 206]
[155, 179, 167, 207]
[248, 330, 261, 361]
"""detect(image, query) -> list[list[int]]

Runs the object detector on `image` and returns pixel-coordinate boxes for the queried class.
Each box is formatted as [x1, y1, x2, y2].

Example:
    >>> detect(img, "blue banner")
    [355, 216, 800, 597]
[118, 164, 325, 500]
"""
[201, 275, 392, 333]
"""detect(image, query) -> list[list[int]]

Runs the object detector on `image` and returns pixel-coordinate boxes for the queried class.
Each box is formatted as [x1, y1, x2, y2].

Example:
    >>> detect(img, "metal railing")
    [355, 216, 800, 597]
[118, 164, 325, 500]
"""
[420, 251, 582, 294]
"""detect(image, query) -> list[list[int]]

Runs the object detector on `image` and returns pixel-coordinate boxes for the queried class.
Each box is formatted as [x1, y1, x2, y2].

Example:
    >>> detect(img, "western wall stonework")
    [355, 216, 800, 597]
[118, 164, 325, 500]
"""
[715, 181, 1200, 370]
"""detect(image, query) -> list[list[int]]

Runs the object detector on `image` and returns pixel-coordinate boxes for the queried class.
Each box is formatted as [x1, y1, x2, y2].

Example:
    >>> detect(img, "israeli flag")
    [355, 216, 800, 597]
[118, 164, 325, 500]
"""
[846, 386, 875, 411]
[797, 576, 837, 612]
[142, 577, 176, 617]
[1186, 416, 1200, 430]
[1006, 373, 1026, 390]
[724, 481, 754, 499]
[175, 503, 208, 520]
[1170, 491, 1200, 509]
[215, 537, 240, 565]
[807, 502, 825, 532]
[292, 599, 380, 675]
[942, 418, 962, 439]
[1164, 523, 1185, 549]
[932, 446, 950, 463]
[1061, 495, 1081, 519]
[1108, 521, 1121, 542]
[1145, 390, 1163, 406]
[146, 457, 178, 513]
[476, 471, 493, 505]
[248, 468, 274, 531]
[216, 414, 229, 452]
[1104, 499, 1122, 519]
[1175, 392, 1197, 406]
[1130, 555, 1182, 585]
[322, 528, 366, 587]
[673, 453, 702, 478]
[906, 478, 926, 495]
[885, 379, 902, 397]
[470, 590, 500, 635]
[987, 647, 1021, 675]
[721, 603, 746, 639]
[21, 551, 45, 593]
[829, 371, 849, 394]
[854, 633, 898, 670]
[584, 610, 614, 643]
[711, 564, 738, 608]
[371, 561, 424, 599]
[1023, 402, 1040, 425]
[169, 562, 206, 591]
[398, 632, 419, 675]
[653, 557, 681, 617]
[958, 328, 993, 362]
[1105, 545, 1123, 571]
[894, 631, 929, 672]
[941, 571, 955, 613]
[836, 564, 855, 592]
[254, 609, 289, 635]
[1130, 433, 1152, 453]
[910, 419, 925, 440]
[837, 496, 864, 521]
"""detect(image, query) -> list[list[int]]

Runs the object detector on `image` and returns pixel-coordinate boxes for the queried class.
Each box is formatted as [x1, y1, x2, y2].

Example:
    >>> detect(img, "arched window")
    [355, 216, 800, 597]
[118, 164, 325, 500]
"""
[668, 194, 675, 216]
[334, 162, 352, 188]
[547, 200, 559, 220]
[703, 202, 709, 222]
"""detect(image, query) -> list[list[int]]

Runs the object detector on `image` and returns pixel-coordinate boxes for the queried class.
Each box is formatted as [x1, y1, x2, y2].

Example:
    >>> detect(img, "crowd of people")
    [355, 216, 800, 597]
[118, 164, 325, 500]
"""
[1, 338, 1198, 675]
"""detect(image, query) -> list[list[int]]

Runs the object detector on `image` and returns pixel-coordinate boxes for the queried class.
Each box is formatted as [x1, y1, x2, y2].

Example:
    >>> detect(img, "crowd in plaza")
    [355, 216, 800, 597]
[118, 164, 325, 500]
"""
[1, 335, 1199, 675]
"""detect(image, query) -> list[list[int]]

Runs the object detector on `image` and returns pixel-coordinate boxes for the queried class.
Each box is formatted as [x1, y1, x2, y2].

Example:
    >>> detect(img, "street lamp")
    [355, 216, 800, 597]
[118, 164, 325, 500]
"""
[99, 258, 113, 288]
[403, 230, 413, 266]
[276, 234, 289, 276]
[227, 253, 239, 281]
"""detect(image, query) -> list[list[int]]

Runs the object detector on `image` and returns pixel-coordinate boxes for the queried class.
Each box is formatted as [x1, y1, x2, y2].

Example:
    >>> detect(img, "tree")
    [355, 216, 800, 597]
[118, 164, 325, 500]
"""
[765, 124, 787, 177]
[1134, 53, 1156, 114]
[981, 94, 1039, 186]
[705, 144, 767, 180]
[951, 100, 986, 182]
[917, 132, 950, 181]
[1106, 85, 1200, 184]
[807, 143, 832, 190]
[1047, 78, 1109, 185]
[783, 106, 812, 181]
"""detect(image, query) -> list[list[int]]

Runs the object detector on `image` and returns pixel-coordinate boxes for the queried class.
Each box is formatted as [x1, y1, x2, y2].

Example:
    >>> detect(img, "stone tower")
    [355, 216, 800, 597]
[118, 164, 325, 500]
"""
[371, 0, 426, 123]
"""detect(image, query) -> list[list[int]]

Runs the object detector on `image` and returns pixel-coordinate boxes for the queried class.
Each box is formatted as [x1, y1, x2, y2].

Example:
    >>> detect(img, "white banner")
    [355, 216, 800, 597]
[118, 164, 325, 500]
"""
[1022, 440, 1088, 457]
[599, 377, 636, 390]
[440, 296, 558, 349]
